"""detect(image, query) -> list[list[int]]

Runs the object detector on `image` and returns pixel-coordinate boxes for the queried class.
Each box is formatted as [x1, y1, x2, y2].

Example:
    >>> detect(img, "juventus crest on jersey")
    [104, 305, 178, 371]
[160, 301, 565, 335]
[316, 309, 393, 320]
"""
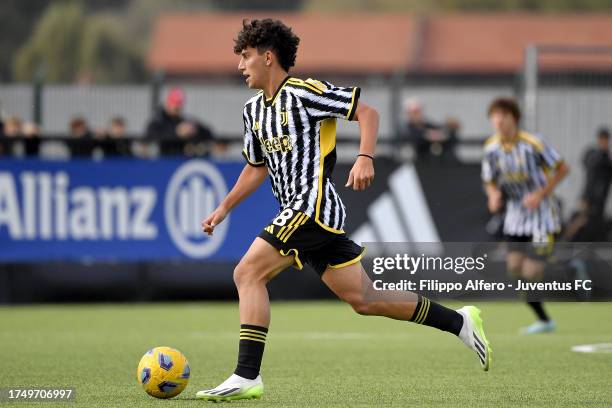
[242, 76, 360, 233]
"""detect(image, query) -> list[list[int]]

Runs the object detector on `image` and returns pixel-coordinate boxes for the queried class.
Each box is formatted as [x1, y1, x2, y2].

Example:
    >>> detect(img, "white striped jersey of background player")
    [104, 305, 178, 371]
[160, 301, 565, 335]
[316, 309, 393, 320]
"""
[481, 130, 564, 242]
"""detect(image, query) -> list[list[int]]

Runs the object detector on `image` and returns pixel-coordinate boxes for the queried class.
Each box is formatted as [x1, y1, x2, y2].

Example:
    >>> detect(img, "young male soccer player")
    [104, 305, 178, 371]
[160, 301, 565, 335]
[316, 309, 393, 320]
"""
[196, 19, 492, 401]
[483, 98, 569, 334]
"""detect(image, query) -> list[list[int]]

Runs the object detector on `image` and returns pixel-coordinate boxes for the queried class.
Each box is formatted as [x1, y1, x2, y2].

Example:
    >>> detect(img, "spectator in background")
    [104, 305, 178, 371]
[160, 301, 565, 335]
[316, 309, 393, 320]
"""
[3, 116, 24, 157]
[4, 115, 23, 138]
[145, 87, 215, 156]
[563, 199, 608, 242]
[581, 127, 612, 218]
[0, 116, 40, 157]
[109, 116, 126, 139]
[145, 87, 185, 139]
[69, 116, 93, 139]
[401, 98, 439, 160]
[68, 115, 94, 157]
[0, 116, 22, 156]
[399, 98, 456, 162]
[0, 117, 4, 156]
[22, 122, 39, 137]
[94, 116, 130, 157]
[565, 127, 612, 242]
[21, 121, 40, 157]
[440, 116, 459, 162]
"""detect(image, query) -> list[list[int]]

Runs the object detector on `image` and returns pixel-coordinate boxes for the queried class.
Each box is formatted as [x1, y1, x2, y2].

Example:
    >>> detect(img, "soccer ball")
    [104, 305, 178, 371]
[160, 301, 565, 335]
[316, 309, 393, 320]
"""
[137, 346, 190, 399]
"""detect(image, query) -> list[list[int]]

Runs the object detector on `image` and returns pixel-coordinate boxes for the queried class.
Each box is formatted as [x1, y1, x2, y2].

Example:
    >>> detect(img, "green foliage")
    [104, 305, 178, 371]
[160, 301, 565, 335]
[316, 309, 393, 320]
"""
[79, 14, 145, 83]
[13, 2, 85, 82]
[0, 0, 51, 82]
[13, 1, 145, 83]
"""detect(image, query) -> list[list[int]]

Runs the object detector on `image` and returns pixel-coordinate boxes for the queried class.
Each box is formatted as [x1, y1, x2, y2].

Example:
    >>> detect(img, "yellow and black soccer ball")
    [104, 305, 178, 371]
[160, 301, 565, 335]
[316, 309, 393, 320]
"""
[137, 346, 190, 399]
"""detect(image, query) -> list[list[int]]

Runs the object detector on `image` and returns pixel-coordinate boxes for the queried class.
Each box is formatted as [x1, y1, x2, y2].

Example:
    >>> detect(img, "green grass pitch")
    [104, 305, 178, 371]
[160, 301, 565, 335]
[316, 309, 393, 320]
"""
[1, 301, 611, 407]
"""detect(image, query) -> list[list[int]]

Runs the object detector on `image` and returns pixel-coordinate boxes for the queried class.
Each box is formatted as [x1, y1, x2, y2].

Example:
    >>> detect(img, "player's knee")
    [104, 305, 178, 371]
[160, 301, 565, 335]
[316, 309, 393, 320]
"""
[233, 260, 262, 289]
[353, 303, 371, 315]
[346, 296, 372, 315]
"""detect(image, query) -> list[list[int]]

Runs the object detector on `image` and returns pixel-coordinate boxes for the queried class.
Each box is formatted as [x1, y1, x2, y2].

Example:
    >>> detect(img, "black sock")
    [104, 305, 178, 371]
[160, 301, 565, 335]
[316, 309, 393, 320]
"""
[410, 295, 463, 336]
[234, 324, 268, 380]
[527, 301, 550, 322]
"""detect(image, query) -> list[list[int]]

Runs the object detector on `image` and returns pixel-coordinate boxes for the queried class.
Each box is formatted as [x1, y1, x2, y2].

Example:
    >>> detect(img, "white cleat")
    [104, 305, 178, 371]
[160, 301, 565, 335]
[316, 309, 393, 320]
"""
[521, 320, 556, 335]
[457, 306, 492, 371]
[196, 373, 264, 402]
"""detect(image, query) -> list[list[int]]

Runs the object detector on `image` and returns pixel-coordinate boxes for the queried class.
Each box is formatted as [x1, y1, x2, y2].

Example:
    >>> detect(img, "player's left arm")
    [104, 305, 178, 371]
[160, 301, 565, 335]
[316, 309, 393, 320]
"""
[345, 101, 379, 191]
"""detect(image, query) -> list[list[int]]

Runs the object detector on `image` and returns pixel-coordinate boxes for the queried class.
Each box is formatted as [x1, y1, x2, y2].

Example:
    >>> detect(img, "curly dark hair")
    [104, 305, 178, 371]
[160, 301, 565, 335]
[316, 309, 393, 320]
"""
[234, 19, 300, 72]
[488, 97, 521, 122]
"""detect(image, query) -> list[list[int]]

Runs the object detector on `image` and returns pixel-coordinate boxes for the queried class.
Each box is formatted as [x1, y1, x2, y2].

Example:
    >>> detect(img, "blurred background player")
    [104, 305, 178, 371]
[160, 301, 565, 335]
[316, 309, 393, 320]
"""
[196, 18, 491, 402]
[482, 97, 569, 334]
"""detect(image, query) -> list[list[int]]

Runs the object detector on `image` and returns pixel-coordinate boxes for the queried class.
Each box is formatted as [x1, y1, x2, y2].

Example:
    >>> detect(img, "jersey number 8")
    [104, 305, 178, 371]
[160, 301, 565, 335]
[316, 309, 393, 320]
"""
[273, 209, 294, 227]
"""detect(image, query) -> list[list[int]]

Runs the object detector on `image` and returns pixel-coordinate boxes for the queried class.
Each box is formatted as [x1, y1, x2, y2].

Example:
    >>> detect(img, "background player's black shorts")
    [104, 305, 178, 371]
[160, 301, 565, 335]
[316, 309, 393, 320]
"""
[504, 234, 557, 260]
[258, 208, 364, 277]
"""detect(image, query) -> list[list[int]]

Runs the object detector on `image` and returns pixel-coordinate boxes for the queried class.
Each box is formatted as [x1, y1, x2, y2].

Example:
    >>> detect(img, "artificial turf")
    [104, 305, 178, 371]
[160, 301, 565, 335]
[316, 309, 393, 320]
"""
[1, 301, 611, 407]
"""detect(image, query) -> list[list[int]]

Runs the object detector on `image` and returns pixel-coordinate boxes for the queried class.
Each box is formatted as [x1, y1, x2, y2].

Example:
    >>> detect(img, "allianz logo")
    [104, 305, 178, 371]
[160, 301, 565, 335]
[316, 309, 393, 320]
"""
[164, 160, 228, 258]
[0, 160, 228, 258]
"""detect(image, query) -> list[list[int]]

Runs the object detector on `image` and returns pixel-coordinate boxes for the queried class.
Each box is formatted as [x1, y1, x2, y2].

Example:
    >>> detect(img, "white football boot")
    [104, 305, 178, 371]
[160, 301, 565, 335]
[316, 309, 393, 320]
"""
[196, 373, 263, 401]
[457, 306, 492, 371]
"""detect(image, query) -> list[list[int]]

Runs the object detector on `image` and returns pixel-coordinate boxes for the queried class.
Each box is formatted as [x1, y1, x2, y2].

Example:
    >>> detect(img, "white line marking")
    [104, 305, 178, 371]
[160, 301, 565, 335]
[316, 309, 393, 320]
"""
[571, 343, 612, 354]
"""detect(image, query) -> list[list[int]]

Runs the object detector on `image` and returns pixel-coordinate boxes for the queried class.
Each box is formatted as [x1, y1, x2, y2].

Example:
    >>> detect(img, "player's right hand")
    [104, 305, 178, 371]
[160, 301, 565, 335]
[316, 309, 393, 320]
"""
[202, 206, 229, 236]
[345, 156, 375, 191]
[487, 190, 503, 213]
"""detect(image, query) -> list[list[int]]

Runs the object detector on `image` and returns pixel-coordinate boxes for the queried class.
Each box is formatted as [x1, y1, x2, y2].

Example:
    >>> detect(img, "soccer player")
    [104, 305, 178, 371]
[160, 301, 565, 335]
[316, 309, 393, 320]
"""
[482, 98, 569, 334]
[196, 19, 492, 401]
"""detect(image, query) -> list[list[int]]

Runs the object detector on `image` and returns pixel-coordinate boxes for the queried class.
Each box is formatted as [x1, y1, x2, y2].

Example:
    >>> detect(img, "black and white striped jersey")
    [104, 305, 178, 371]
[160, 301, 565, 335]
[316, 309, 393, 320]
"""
[242, 76, 360, 233]
[481, 130, 564, 237]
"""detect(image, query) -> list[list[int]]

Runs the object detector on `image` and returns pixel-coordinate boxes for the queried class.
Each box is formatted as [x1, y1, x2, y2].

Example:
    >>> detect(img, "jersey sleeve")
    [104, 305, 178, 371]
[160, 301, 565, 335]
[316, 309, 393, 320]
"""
[291, 78, 360, 121]
[481, 152, 498, 184]
[537, 138, 563, 169]
[242, 108, 265, 167]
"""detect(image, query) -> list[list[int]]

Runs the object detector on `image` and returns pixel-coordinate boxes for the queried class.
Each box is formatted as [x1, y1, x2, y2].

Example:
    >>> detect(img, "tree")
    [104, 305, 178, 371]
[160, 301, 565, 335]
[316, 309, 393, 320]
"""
[13, 1, 145, 83]
[0, 0, 52, 82]
[13, 2, 84, 82]
[79, 14, 146, 82]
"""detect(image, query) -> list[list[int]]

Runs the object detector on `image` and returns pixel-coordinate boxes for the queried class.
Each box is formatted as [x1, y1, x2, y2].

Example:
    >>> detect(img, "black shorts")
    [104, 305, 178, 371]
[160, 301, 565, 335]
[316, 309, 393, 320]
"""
[504, 234, 557, 260]
[258, 208, 365, 276]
